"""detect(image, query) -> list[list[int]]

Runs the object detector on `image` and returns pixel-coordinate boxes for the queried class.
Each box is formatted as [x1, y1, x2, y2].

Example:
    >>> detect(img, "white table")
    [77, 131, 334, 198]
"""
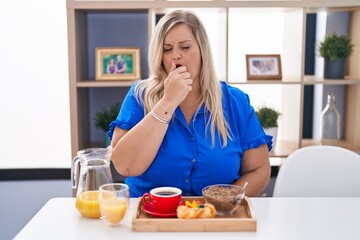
[15, 197, 360, 240]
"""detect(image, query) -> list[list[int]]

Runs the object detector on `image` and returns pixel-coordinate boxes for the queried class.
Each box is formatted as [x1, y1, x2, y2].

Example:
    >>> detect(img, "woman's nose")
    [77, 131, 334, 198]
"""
[172, 50, 181, 60]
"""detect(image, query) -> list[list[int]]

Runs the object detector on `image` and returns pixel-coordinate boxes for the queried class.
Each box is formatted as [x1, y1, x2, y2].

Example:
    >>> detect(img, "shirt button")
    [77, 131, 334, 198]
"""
[185, 179, 190, 183]
[190, 137, 195, 141]
[191, 159, 196, 163]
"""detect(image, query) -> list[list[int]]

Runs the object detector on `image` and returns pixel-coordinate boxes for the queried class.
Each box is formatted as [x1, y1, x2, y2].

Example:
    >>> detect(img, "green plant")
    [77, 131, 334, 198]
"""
[319, 33, 354, 60]
[256, 106, 280, 128]
[94, 102, 120, 132]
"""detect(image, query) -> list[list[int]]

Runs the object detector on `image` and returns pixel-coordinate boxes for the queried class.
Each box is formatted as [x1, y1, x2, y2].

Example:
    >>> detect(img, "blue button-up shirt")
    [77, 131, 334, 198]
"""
[109, 81, 272, 197]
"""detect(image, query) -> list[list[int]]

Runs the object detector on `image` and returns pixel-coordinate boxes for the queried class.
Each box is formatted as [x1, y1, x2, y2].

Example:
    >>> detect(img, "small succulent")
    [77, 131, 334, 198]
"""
[319, 33, 354, 61]
[256, 106, 280, 128]
[94, 103, 120, 132]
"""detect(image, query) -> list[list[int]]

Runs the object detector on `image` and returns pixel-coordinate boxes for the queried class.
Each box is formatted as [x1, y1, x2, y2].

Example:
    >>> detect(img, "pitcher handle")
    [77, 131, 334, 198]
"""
[71, 156, 82, 189]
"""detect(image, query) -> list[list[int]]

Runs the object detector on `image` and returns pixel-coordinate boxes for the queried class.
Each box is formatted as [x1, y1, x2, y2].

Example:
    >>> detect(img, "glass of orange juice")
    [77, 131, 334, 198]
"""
[76, 190, 101, 218]
[99, 183, 129, 226]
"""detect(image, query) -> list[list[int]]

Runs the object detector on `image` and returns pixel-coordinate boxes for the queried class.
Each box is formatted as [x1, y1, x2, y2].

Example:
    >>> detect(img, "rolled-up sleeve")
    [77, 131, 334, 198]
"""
[107, 82, 144, 139]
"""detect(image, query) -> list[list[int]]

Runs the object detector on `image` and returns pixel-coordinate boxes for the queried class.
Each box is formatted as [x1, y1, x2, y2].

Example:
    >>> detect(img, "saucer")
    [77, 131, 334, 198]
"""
[142, 205, 177, 218]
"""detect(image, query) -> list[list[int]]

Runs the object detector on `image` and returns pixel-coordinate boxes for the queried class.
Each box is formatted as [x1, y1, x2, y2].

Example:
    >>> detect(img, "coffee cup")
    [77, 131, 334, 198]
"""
[142, 187, 182, 213]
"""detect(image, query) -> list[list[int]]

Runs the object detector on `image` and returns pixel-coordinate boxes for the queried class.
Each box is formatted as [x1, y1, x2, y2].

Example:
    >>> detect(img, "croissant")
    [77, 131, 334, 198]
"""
[177, 203, 216, 219]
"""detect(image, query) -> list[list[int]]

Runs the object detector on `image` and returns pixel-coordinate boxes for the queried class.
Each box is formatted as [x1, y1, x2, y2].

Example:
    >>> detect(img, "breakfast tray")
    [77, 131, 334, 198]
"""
[132, 196, 256, 232]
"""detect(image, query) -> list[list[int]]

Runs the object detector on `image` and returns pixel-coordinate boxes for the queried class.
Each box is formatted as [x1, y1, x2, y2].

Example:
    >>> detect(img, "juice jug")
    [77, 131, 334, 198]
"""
[71, 146, 113, 218]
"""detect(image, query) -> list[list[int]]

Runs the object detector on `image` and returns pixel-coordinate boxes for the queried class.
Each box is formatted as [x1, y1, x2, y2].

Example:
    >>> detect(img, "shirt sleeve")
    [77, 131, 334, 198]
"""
[242, 99, 273, 151]
[223, 82, 273, 152]
[107, 82, 144, 139]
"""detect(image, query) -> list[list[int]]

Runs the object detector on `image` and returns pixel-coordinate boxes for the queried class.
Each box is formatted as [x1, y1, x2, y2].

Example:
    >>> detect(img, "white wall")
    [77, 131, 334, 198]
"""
[0, 0, 71, 168]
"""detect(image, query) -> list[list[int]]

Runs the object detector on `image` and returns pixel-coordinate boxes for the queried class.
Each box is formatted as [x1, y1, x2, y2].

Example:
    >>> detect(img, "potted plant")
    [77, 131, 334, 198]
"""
[256, 106, 280, 151]
[94, 102, 120, 146]
[319, 33, 354, 79]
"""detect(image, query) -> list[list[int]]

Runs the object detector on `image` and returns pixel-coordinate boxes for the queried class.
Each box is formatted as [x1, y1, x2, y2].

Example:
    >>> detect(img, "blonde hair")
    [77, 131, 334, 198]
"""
[135, 9, 231, 147]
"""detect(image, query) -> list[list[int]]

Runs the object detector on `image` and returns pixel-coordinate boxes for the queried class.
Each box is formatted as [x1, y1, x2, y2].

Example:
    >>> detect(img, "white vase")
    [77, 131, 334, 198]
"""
[264, 127, 278, 152]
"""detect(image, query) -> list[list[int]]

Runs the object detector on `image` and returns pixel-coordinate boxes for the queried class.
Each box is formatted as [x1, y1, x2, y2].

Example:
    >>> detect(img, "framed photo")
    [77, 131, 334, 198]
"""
[95, 47, 141, 81]
[246, 54, 282, 80]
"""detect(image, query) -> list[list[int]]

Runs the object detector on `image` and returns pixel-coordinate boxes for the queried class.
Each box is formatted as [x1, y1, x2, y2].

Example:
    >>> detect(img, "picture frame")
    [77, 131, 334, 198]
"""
[246, 54, 282, 80]
[95, 47, 141, 81]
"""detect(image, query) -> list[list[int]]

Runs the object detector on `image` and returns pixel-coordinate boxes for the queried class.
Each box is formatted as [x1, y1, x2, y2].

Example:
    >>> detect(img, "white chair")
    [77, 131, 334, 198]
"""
[273, 145, 360, 197]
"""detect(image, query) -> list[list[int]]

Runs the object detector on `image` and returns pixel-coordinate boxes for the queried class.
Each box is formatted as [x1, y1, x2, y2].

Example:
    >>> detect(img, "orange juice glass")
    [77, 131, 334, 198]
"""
[99, 183, 129, 226]
[75, 191, 101, 218]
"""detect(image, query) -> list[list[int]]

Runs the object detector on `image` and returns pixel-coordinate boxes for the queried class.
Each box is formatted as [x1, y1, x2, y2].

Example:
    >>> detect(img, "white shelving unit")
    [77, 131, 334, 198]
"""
[67, 0, 360, 159]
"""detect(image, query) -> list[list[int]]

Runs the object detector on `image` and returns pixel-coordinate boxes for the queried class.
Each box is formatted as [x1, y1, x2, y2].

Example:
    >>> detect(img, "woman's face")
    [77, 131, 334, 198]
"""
[162, 23, 201, 82]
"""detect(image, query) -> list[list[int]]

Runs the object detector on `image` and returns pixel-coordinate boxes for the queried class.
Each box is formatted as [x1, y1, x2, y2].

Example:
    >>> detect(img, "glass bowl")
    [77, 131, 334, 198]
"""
[202, 184, 245, 215]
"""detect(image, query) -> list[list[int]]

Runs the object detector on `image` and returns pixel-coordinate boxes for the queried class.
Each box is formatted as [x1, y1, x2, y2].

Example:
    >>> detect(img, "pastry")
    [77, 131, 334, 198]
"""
[176, 201, 216, 219]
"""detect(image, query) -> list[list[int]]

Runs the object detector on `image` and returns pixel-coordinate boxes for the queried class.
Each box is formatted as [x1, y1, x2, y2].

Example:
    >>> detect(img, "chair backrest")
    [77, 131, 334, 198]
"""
[273, 145, 360, 197]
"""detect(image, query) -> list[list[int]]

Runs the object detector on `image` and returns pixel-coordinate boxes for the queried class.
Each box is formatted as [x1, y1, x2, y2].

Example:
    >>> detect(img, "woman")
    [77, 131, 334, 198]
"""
[106, 58, 116, 74]
[109, 10, 272, 197]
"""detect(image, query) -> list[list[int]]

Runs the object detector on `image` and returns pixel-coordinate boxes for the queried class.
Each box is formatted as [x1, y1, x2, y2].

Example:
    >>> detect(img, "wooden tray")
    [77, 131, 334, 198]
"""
[132, 196, 256, 232]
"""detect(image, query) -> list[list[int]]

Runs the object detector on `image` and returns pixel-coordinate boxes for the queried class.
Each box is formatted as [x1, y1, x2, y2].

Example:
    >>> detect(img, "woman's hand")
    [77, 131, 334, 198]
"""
[163, 63, 193, 107]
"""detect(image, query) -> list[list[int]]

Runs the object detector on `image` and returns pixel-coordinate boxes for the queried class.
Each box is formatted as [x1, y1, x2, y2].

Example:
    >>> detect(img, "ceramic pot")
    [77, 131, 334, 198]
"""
[264, 127, 278, 152]
[324, 58, 345, 79]
[105, 132, 111, 147]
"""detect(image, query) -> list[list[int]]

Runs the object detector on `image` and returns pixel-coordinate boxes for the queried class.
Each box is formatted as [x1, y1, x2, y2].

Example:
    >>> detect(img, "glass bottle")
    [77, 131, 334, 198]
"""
[320, 93, 340, 143]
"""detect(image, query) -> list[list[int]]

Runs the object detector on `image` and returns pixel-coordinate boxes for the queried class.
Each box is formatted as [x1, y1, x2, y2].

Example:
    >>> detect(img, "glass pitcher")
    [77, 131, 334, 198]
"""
[71, 146, 113, 218]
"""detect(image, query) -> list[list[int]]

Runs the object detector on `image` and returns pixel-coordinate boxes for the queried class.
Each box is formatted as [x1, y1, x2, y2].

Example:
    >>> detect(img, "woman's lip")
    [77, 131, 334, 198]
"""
[175, 64, 183, 68]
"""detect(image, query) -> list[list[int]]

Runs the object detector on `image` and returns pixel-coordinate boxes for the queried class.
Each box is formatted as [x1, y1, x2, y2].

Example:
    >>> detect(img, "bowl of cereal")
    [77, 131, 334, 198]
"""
[202, 184, 246, 215]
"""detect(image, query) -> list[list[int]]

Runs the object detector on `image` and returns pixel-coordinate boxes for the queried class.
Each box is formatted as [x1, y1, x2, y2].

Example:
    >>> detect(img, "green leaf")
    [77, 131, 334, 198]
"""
[93, 102, 121, 132]
[256, 106, 280, 128]
[319, 33, 354, 60]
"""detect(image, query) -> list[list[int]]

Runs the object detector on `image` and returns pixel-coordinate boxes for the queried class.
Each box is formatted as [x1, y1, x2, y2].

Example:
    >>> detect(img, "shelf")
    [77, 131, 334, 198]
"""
[76, 76, 360, 87]
[77, 80, 135, 87]
[67, 0, 360, 10]
[229, 80, 301, 85]
[270, 139, 360, 165]
[269, 157, 284, 167]
[269, 140, 300, 158]
[304, 75, 360, 85]
[67, 1, 360, 160]
[302, 139, 360, 155]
